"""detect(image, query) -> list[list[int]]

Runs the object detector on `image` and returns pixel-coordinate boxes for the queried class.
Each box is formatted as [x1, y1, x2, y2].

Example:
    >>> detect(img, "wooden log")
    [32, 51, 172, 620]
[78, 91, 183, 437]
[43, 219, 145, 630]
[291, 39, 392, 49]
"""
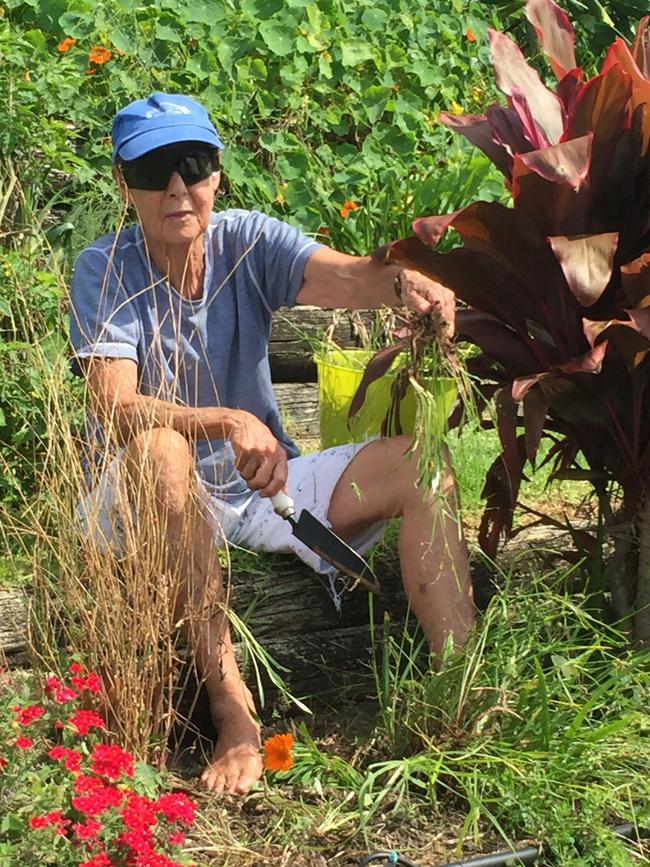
[0, 590, 29, 653]
[0, 553, 408, 700]
[269, 307, 376, 383]
[274, 382, 320, 440]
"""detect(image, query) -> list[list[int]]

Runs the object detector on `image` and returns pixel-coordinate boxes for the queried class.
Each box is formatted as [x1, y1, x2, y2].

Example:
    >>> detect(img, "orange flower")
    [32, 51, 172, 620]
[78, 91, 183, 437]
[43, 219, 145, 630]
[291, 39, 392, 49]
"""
[465, 28, 477, 42]
[340, 199, 360, 219]
[88, 46, 112, 65]
[85, 67, 97, 75]
[317, 226, 330, 237]
[263, 732, 294, 772]
[57, 37, 76, 53]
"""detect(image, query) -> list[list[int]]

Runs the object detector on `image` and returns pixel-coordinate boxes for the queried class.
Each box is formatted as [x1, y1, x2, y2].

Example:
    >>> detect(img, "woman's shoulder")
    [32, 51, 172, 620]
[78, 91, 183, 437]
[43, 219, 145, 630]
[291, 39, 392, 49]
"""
[75, 225, 142, 264]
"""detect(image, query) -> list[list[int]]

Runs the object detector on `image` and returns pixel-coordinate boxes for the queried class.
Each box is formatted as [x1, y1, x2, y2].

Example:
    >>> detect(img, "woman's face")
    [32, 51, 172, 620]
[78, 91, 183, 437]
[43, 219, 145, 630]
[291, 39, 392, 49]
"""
[114, 146, 220, 250]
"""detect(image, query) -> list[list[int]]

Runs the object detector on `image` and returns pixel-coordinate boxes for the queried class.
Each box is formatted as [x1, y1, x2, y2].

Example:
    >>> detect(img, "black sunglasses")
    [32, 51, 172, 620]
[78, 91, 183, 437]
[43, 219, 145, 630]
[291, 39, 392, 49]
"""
[118, 142, 220, 191]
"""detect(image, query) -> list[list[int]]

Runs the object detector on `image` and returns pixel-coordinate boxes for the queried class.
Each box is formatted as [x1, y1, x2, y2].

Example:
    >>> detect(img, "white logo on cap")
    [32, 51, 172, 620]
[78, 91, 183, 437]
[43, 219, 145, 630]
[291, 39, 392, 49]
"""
[144, 102, 193, 118]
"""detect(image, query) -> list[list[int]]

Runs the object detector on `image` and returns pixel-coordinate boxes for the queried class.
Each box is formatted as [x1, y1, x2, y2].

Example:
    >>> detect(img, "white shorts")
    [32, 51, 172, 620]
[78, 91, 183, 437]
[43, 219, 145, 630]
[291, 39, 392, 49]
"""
[78, 440, 387, 585]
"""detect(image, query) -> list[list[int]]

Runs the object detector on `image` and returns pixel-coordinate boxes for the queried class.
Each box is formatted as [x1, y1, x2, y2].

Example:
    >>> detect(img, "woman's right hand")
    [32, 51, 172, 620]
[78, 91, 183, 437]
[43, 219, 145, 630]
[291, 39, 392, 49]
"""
[227, 410, 288, 498]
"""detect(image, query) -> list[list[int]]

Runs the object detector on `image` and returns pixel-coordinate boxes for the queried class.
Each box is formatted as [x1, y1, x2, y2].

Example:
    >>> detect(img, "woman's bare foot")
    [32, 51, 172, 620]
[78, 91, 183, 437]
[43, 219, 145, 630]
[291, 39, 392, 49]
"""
[200, 706, 263, 794]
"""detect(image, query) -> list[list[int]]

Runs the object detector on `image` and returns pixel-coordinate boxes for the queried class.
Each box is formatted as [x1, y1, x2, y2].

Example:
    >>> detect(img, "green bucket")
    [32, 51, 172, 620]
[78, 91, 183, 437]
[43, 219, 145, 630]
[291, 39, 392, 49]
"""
[313, 347, 456, 449]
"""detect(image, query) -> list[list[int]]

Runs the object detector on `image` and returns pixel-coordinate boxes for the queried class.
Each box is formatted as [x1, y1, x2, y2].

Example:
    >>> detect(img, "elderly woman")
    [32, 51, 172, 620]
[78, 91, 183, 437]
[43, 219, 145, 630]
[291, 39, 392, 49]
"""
[69, 92, 474, 794]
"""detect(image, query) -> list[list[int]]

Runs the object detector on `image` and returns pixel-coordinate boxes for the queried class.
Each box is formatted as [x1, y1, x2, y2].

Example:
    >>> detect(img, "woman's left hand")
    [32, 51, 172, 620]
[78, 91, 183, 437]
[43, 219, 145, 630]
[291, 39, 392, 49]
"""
[397, 268, 456, 336]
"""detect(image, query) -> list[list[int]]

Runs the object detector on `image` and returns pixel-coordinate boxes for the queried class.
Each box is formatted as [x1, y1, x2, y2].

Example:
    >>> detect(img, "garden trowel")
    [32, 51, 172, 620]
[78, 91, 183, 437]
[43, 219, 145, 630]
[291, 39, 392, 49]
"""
[271, 490, 380, 593]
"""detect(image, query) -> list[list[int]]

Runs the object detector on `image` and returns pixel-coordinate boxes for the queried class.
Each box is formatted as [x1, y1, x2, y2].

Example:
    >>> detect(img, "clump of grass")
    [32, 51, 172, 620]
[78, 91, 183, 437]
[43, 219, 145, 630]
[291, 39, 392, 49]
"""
[276, 565, 650, 865]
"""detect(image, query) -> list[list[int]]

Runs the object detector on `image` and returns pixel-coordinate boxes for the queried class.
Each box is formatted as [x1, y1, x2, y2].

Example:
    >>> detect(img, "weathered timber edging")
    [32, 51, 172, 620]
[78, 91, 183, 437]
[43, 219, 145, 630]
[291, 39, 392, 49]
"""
[269, 306, 375, 383]
[0, 553, 408, 700]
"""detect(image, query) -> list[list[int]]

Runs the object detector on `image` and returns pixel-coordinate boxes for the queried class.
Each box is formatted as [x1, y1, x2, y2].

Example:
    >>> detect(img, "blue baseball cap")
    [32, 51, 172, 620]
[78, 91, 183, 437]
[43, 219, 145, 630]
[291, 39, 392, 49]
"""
[111, 92, 224, 162]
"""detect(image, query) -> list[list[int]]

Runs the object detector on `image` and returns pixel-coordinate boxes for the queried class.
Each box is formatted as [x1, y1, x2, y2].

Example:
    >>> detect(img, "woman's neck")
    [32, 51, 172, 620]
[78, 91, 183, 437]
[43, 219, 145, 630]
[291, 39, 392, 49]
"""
[148, 235, 206, 299]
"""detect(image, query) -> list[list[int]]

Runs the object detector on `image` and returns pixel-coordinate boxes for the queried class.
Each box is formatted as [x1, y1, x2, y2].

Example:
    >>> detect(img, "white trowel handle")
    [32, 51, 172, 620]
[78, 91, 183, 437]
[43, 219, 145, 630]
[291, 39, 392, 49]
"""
[271, 490, 296, 520]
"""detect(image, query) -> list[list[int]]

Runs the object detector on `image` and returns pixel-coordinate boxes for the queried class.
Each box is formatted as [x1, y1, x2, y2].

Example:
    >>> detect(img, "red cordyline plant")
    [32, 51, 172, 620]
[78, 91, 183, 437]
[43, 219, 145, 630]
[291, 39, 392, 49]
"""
[367, 0, 650, 640]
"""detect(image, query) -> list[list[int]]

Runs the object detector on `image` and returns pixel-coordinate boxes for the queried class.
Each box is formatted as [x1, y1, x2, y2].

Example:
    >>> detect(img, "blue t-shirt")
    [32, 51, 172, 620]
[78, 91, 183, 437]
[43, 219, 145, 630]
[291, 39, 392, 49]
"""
[69, 209, 324, 503]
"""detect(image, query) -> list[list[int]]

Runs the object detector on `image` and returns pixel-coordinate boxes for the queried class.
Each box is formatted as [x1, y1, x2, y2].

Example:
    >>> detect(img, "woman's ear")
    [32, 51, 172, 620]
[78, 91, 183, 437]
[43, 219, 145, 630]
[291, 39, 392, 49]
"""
[112, 165, 129, 204]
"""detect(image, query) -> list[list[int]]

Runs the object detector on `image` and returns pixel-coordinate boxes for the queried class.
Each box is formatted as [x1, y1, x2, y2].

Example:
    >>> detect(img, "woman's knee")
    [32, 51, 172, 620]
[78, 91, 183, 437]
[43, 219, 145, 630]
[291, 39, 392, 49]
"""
[124, 428, 194, 515]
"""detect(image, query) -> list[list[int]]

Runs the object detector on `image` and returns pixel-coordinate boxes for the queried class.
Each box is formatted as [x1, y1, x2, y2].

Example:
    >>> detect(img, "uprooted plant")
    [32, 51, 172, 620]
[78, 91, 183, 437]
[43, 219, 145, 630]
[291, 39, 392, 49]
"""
[359, 0, 650, 642]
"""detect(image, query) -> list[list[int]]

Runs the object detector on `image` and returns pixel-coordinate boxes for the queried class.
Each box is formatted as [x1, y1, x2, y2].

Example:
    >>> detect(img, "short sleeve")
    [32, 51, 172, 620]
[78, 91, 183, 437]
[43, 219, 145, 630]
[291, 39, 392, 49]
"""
[240, 212, 324, 311]
[69, 246, 141, 375]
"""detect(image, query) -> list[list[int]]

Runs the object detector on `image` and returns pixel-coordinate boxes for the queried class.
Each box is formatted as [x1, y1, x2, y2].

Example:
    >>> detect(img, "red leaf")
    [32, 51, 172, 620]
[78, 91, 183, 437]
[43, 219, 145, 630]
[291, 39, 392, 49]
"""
[457, 309, 542, 375]
[486, 104, 534, 156]
[630, 16, 650, 78]
[547, 232, 619, 307]
[523, 385, 550, 461]
[525, 0, 576, 80]
[412, 211, 461, 247]
[439, 111, 512, 177]
[489, 28, 565, 144]
[601, 39, 650, 155]
[512, 372, 551, 401]
[556, 68, 584, 115]
[564, 65, 632, 142]
[510, 88, 551, 149]
[556, 339, 608, 374]
[621, 252, 650, 306]
[515, 133, 593, 191]
[348, 342, 407, 420]
[625, 307, 650, 341]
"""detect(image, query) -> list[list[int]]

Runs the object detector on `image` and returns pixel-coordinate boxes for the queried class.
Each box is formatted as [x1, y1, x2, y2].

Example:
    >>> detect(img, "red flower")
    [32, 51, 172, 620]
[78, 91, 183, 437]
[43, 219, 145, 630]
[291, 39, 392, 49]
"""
[48, 745, 67, 760]
[79, 853, 113, 867]
[71, 674, 87, 690]
[155, 792, 197, 826]
[121, 793, 157, 830]
[169, 831, 185, 845]
[90, 744, 135, 780]
[29, 815, 48, 829]
[86, 672, 103, 693]
[68, 709, 106, 735]
[72, 776, 123, 816]
[69, 662, 85, 674]
[74, 818, 103, 840]
[13, 704, 45, 726]
[134, 853, 182, 867]
[45, 676, 62, 693]
[15, 736, 33, 750]
[54, 686, 77, 704]
[0, 756, 7, 772]
[118, 828, 155, 854]
[48, 744, 82, 771]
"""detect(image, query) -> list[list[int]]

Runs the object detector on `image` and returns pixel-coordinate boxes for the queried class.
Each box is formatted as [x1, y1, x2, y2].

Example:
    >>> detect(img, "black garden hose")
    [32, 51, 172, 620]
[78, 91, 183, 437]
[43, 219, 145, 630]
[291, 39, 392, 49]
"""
[357, 822, 649, 867]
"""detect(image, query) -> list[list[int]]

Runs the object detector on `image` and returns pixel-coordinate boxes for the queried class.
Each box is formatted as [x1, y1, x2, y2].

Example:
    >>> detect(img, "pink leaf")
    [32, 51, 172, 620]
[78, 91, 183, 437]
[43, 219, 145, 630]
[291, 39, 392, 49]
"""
[489, 28, 565, 144]
[439, 111, 512, 177]
[525, 0, 577, 80]
[515, 133, 593, 191]
[547, 232, 619, 307]
[412, 211, 461, 247]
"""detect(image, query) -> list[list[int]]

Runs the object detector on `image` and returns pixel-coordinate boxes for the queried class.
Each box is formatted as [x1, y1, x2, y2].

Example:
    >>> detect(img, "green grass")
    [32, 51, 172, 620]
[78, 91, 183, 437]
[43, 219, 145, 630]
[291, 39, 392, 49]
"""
[198, 569, 650, 867]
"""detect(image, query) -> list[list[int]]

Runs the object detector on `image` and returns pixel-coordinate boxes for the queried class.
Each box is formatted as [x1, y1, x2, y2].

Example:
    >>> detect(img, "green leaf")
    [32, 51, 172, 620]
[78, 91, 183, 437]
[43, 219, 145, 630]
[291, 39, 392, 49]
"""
[318, 53, 332, 79]
[240, 0, 283, 20]
[155, 23, 182, 43]
[182, 0, 222, 24]
[58, 11, 95, 38]
[364, 84, 391, 124]
[361, 8, 388, 31]
[410, 59, 441, 87]
[340, 40, 373, 68]
[258, 20, 294, 56]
